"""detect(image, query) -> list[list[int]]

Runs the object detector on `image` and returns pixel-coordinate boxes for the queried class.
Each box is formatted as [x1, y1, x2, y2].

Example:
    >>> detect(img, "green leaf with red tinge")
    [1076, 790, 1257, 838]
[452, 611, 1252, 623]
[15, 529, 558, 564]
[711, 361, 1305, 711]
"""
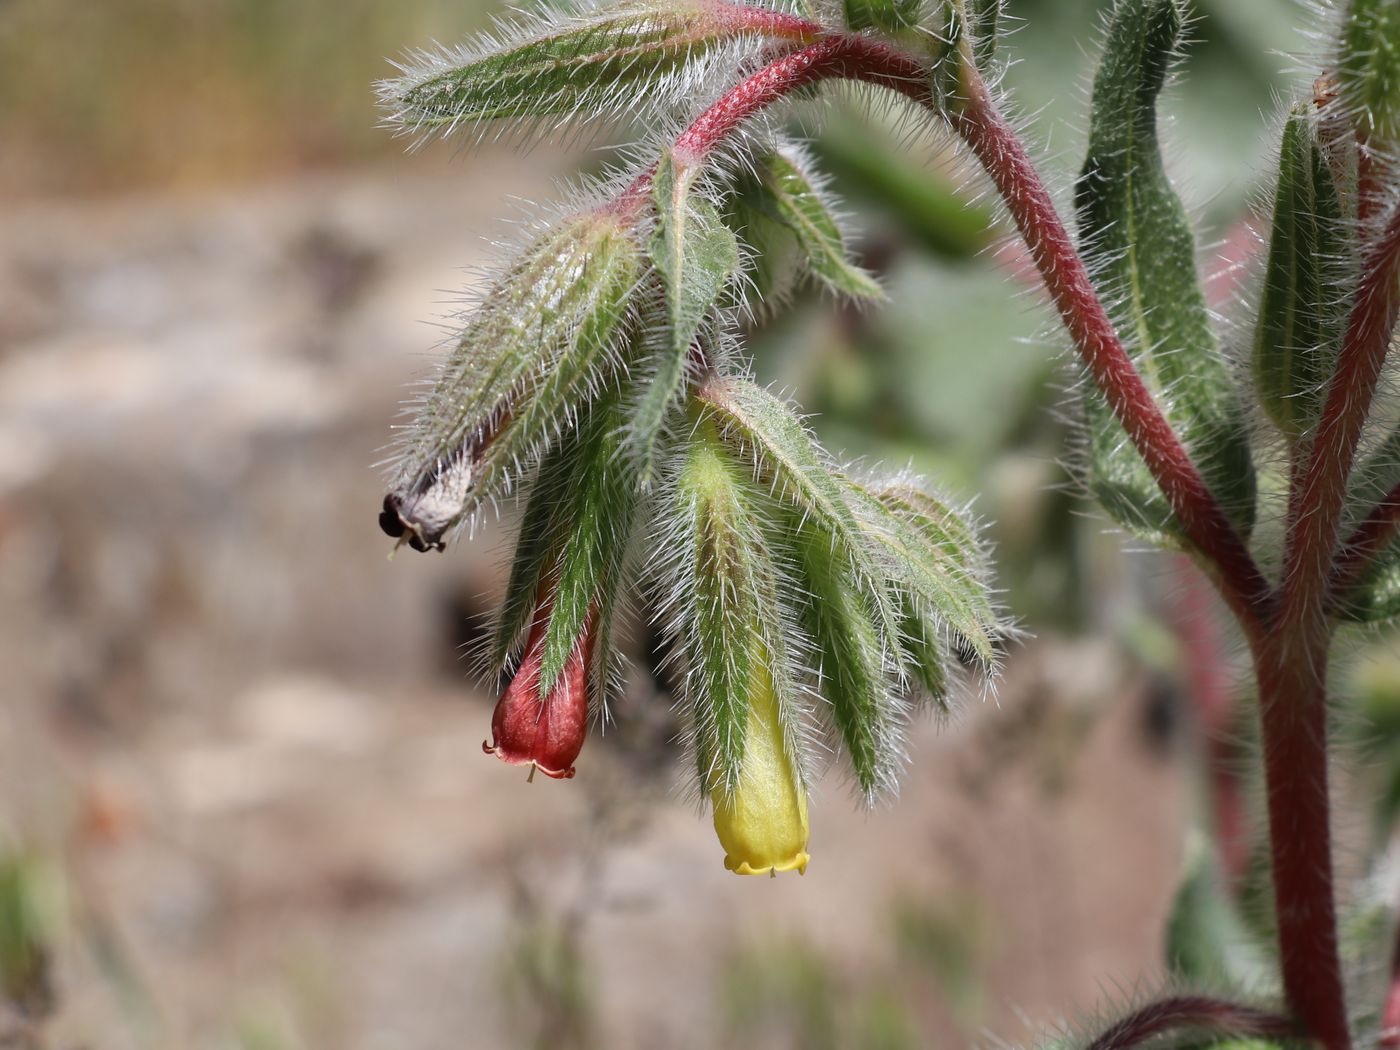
[381, 3, 786, 141]
[1075, 0, 1256, 546]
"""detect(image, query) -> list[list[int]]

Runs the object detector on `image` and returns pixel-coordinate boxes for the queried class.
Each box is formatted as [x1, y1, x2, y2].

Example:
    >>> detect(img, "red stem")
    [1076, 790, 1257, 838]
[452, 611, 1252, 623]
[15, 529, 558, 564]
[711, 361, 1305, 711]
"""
[1084, 996, 1294, 1050]
[709, 2, 822, 41]
[1281, 193, 1400, 630]
[613, 35, 927, 218]
[671, 35, 925, 161]
[1251, 630, 1350, 1050]
[947, 70, 1271, 636]
[1258, 169, 1400, 1050]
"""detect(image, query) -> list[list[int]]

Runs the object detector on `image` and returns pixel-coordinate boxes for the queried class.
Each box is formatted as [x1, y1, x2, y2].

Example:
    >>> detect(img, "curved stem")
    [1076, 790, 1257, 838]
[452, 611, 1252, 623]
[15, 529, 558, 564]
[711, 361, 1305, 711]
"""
[619, 39, 1270, 637]
[606, 32, 1361, 1039]
[946, 67, 1272, 637]
[1085, 996, 1295, 1050]
[710, 2, 823, 42]
[613, 33, 927, 219]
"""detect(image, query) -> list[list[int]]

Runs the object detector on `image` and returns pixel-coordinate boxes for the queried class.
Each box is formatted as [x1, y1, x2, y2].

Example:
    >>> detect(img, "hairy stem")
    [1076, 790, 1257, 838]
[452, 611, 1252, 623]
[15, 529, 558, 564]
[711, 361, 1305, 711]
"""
[1254, 164, 1400, 1050]
[946, 67, 1271, 635]
[613, 33, 928, 219]
[711, 2, 822, 41]
[945, 59, 1350, 1045]
[1252, 631, 1350, 1050]
[1282, 193, 1400, 631]
[1084, 996, 1294, 1050]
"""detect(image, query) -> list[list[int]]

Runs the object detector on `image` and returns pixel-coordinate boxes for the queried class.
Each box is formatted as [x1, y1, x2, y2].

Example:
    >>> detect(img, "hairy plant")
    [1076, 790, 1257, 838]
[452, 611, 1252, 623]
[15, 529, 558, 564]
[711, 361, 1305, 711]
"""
[376, 0, 1400, 1044]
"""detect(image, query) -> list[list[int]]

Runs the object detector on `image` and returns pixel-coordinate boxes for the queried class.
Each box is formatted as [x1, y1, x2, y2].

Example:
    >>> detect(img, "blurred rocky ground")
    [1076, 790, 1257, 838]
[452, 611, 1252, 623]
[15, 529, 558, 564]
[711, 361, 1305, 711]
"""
[0, 165, 1186, 1050]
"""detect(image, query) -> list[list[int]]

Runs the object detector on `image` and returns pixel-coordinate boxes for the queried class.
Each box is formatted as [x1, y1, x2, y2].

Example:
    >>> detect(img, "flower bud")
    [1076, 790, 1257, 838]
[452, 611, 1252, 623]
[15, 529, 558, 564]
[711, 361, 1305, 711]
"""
[710, 662, 810, 877]
[383, 210, 640, 553]
[484, 597, 595, 780]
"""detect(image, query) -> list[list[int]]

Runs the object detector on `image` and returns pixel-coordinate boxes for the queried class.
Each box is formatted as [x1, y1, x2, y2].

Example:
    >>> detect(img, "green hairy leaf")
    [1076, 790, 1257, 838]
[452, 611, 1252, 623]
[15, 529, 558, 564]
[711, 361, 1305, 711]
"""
[1075, 0, 1256, 545]
[630, 153, 740, 484]
[796, 525, 904, 799]
[723, 185, 803, 310]
[668, 422, 801, 795]
[696, 377, 904, 660]
[387, 213, 640, 548]
[849, 480, 1000, 670]
[490, 401, 639, 695]
[381, 2, 765, 140]
[895, 596, 949, 707]
[1253, 105, 1349, 442]
[538, 402, 638, 695]
[688, 379, 1005, 800]
[741, 144, 884, 302]
[963, 0, 1001, 71]
[843, 0, 923, 34]
[490, 437, 576, 672]
[1341, 0, 1400, 143]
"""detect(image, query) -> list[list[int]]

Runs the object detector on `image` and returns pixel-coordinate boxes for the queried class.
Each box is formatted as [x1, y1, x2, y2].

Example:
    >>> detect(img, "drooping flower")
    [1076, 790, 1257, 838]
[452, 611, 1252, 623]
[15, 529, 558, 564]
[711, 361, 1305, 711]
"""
[484, 599, 596, 780]
[710, 660, 810, 877]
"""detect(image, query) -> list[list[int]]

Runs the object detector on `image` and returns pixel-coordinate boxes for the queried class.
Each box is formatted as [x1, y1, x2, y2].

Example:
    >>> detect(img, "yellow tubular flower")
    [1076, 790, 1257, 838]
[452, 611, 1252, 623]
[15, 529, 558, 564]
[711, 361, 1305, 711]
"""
[710, 659, 810, 877]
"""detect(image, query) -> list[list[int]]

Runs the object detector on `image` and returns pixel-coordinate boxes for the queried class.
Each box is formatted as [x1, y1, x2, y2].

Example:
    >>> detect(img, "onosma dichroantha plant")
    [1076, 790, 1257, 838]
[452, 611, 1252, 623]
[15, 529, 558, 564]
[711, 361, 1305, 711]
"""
[376, 1, 1400, 1043]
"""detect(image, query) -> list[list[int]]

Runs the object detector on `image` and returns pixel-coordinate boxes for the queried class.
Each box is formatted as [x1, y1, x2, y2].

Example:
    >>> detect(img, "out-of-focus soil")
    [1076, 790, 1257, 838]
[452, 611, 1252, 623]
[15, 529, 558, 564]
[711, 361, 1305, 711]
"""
[0, 162, 1184, 1050]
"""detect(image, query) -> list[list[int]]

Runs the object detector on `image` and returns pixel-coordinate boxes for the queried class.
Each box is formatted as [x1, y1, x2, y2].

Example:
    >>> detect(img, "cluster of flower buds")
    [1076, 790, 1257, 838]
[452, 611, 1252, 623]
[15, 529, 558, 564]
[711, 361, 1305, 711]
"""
[377, 0, 1006, 875]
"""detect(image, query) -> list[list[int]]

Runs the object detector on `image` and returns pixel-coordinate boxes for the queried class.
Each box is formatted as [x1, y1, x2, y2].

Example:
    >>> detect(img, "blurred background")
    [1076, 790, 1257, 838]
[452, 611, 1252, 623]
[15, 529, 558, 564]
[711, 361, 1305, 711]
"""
[4, 1, 1394, 1048]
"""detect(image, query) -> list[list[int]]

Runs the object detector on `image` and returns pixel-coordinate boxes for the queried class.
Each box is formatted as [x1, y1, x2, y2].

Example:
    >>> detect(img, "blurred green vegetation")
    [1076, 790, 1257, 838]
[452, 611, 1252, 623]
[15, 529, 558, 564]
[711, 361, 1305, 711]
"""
[0, 851, 56, 1022]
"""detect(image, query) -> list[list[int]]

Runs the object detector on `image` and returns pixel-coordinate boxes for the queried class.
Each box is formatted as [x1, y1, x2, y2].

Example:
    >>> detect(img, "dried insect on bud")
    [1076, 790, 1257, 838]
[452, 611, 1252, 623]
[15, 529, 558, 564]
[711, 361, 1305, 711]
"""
[378, 450, 477, 552]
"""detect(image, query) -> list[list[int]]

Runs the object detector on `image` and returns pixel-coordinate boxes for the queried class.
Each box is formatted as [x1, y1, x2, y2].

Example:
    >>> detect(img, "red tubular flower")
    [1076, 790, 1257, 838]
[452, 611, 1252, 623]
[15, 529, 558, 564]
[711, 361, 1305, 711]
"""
[483, 602, 595, 780]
